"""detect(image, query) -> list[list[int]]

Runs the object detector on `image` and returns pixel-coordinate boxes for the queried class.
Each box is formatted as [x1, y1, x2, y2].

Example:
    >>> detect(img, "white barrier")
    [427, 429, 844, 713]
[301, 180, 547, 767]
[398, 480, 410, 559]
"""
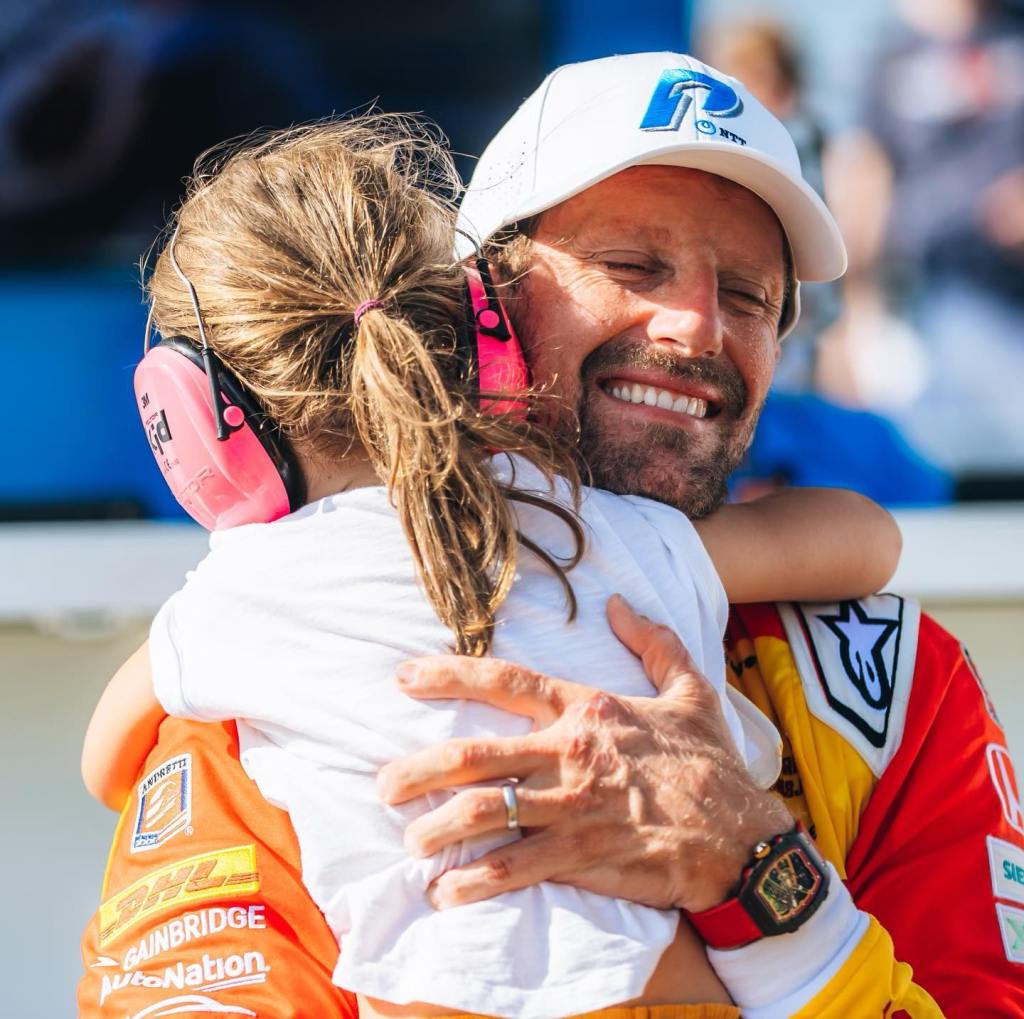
[2, 505, 1023, 622]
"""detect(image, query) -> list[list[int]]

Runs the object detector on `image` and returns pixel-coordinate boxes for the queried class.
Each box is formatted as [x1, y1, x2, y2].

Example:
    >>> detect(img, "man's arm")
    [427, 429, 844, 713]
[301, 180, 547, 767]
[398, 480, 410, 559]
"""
[842, 612, 1024, 1014]
[731, 607, 1024, 1017]
[78, 716, 356, 1018]
[386, 597, 1013, 1016]
[383, 598, 888, 1017]
[380, 595, 794, 915]
[726, 598, 1022, 1016]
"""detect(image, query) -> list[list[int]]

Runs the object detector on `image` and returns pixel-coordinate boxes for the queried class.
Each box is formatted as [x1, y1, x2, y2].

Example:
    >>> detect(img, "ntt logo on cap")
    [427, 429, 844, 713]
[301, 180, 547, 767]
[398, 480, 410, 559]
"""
[640, 69, 743, 132]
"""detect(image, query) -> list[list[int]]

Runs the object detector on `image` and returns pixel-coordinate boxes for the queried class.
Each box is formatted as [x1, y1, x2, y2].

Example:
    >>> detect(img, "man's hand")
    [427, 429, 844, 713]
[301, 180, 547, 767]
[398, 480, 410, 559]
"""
[377, 595, 793, 914]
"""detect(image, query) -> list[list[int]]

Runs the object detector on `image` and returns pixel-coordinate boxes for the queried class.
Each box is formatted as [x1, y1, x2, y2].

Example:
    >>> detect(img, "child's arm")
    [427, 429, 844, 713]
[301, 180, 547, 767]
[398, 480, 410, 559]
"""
[693, 487, 902, 605]
[82, 640, 165, 811]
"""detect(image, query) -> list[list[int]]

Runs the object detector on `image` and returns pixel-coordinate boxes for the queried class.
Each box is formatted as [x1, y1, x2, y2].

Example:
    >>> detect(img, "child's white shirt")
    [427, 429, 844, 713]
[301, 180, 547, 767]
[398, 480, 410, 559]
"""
[149, 454, 781, 1018]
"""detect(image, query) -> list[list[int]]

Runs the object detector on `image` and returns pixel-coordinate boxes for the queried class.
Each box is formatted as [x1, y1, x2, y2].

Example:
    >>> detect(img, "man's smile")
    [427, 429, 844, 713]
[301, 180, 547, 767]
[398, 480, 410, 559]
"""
[599, 375, 716, 422]
[589, 354, 736, 434]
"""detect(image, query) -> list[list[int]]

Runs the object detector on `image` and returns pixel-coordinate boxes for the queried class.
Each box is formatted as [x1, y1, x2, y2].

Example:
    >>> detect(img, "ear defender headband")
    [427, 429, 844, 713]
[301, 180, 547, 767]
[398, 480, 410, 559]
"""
[135, 243, 528, 531]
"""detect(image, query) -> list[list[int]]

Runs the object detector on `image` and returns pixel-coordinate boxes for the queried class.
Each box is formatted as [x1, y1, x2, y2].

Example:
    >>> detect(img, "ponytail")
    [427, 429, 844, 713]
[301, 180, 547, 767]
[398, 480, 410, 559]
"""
[351, 301, 582, 656]
[149, 113, 583, 656]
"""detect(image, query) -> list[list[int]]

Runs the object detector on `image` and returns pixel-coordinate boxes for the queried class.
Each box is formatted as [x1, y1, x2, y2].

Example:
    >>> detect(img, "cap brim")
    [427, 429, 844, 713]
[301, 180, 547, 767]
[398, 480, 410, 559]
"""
[491, 141, 847, 284]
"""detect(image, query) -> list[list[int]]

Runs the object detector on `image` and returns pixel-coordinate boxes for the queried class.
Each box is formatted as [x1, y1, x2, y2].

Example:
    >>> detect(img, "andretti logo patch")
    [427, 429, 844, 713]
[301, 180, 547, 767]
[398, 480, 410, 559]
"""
[131, 754, 192, 854]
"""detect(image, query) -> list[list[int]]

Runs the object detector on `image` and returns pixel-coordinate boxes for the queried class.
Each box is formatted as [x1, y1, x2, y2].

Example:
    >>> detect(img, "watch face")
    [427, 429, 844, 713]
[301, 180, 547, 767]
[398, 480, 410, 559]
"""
[753, 844, 823, 922]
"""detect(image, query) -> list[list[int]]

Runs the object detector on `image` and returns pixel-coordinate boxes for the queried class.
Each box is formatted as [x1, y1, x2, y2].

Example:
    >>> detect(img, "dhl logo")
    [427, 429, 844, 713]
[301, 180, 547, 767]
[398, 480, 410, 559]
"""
[99, 845, 260, 947]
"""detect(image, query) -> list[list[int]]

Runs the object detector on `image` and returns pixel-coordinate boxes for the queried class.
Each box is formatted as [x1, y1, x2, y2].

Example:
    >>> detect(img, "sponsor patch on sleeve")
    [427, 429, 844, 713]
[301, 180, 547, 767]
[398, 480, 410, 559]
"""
[99, 951, 270, 1009]
[778, 595, 919, 777]
[99, 845, 260, 947]
[131, 753, 193, 854]
[996, 902, 1024, 964]
[988, 835, 1024, 907]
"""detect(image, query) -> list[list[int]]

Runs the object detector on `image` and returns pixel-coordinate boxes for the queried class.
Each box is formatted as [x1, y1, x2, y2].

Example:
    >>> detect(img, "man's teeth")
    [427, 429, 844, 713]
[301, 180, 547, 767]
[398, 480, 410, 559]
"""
[607, 383, 708, 419]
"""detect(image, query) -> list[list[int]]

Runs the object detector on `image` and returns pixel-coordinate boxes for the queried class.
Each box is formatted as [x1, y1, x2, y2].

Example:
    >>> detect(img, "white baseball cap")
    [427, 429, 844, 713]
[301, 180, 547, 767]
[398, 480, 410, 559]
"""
[457, 52, 847, 287]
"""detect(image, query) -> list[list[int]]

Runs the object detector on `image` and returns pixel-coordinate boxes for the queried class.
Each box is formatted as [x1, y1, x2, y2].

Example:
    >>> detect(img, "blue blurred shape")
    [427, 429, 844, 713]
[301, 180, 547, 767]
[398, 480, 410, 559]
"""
[548, 0, 690, 67]
[1, 270, 186, 519]
[738, 392, 955, 507]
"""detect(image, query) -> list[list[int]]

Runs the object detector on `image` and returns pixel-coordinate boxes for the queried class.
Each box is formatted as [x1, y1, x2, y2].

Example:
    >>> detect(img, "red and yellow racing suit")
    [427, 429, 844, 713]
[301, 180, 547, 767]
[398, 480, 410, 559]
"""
[78, 597, 1024, 1017]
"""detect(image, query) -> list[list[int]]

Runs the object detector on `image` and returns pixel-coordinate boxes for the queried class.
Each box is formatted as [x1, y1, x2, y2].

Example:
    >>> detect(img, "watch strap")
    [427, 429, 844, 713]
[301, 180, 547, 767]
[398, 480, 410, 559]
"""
[686, 892, 764, 948]
[686, 824, 829, 950]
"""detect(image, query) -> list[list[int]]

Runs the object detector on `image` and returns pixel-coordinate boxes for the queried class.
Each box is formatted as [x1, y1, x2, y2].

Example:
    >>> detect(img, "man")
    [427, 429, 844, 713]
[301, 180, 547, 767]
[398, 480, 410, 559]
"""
[79, 53, 1023, 1017]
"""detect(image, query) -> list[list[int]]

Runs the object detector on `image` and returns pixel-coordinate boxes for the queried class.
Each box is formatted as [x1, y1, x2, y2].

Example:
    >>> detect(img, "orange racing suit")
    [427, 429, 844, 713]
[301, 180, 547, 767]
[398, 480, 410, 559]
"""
[78, 597, 1024, 1017]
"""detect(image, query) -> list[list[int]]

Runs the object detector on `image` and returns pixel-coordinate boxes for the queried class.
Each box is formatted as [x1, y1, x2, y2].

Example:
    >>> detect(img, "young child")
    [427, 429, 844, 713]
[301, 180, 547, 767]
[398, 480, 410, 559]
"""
[82, 115, 900, 1019]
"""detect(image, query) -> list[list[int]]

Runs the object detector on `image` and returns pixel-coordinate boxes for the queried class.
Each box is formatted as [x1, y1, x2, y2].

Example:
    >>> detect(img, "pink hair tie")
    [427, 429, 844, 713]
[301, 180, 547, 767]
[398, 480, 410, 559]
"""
[353, 299, 384, 327]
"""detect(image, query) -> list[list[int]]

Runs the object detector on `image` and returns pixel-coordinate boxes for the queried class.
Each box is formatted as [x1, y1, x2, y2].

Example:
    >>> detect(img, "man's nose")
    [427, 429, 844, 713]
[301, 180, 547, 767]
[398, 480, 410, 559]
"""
[642, 278, 724, 359]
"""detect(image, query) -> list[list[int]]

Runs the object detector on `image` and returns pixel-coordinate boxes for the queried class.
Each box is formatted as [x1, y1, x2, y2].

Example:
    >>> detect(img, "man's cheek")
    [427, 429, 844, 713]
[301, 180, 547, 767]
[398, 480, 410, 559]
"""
[524, 329, 572, 392]
[744, 339, 778, 406]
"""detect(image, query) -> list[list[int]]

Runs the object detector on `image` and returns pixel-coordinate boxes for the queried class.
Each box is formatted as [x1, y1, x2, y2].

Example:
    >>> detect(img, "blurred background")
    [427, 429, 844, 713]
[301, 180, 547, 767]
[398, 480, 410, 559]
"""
[3, 1, 1023, 1014]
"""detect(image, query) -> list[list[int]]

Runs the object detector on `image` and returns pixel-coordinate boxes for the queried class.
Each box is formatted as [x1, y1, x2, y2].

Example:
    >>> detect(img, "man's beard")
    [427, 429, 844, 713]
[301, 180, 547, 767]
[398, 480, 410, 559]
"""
[571, 340, 760, 518]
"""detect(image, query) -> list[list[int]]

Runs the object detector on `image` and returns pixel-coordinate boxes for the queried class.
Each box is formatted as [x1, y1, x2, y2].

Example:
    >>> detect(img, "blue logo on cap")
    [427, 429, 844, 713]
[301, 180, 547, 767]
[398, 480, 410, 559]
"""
[640, 69, 743, 132]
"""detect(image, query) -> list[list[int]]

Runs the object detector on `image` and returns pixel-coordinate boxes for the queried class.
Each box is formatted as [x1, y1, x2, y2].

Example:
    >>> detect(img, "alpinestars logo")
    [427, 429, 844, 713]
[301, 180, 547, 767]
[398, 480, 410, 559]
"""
[779, 595, 918, 776]
[817, 601, 899, 711]
[787, 595, 910, 751]
[809, 598, 903, 747]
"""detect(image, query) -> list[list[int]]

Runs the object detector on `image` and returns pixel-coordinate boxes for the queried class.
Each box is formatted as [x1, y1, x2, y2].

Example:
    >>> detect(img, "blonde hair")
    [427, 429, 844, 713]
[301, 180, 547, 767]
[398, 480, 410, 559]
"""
[147, 114, 582, 655]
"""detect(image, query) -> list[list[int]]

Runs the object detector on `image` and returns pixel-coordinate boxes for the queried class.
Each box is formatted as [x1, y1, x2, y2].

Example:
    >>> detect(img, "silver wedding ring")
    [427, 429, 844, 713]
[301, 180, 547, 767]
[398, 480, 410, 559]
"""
[501, 782, 519, 830]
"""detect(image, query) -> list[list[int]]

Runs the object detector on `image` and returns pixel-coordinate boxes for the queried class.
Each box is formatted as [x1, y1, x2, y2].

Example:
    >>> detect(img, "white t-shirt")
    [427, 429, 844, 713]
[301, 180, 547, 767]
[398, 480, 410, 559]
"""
[150, 455, 781, 1018]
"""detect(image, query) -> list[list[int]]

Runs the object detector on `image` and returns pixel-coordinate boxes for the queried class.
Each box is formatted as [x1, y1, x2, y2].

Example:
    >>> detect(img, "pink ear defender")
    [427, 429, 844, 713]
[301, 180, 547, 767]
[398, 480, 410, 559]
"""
[134, 229, 305, 531]
[462, 259, 529, 420]
[135, 336, 304, 530]
[135, 244, 529, 531]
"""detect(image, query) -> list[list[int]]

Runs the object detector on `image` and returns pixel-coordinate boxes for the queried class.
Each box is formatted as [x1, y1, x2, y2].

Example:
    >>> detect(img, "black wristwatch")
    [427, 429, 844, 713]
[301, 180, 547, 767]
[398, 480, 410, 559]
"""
[684, 823, 830, 949]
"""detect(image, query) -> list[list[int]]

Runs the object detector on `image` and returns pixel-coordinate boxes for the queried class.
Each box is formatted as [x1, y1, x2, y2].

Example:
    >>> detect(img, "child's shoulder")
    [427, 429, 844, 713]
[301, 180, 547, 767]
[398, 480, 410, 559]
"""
[580, 484, 694, 537]
[489, 453, 706, 566]
[206, 484, 393, 547]
[186, 483, 402, 592]
[490, 453, 688, 524]
[579, 486, 720, 589]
